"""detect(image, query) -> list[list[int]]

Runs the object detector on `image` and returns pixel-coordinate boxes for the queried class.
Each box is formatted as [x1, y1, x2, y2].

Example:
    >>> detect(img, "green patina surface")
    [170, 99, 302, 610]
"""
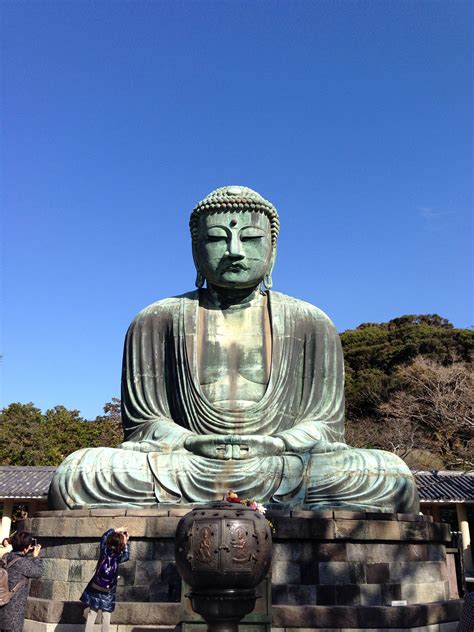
[49, 186, 419, 513]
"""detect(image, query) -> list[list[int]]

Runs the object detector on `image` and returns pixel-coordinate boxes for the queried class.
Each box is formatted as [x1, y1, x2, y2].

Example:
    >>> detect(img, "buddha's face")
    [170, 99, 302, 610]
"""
[195, 211, 273, 289]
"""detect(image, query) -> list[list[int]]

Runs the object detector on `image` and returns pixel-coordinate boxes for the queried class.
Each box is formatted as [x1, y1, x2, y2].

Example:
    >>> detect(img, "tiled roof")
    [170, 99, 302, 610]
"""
[415, 470, 474, 502]
[0, 466, 56, 498]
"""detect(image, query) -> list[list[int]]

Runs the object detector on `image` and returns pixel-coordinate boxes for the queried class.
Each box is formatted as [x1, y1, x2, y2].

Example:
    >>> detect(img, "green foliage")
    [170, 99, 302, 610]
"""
[93, 397, 123, 445]
[0, 400, 123, 466]
[342, 314, 473, 418]
[343, 315, 473, 470]
[345, 367, 395, 417]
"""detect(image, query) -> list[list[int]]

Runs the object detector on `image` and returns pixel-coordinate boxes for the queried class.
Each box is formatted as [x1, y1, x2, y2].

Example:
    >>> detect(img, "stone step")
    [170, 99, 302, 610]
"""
[26, 598, 180, 625]
[23, 625, 175, 632]
[21, 623, 461, 632]
[26, 598, 462, 629]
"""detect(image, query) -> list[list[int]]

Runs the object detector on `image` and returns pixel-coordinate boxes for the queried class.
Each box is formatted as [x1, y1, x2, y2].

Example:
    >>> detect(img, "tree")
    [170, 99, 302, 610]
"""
[346, 356, 473, 470]
[341, 314, 473, 419]
[0, 400, 123, 466]
[0, 403, 45, 465]
[92, 397, 123, 446]
[93, 397, 121, 425]
[380, 357, 473, 469]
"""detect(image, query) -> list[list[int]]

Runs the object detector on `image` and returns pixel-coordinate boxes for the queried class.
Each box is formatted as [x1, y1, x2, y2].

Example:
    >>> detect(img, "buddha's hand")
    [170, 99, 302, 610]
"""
[310, 440, 350, 454]
[184, 434, 286, 460]
[122, 439, 180, 453]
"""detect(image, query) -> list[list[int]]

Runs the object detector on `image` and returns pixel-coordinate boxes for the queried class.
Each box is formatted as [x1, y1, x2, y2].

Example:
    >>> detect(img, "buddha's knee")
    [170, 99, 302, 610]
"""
[363, 448, 413, 477]
[53, 446, 116, 478]
[49, 446, 134, 509]
[305, 446, 419, 513]
[48, 447, 108, 508]
[307, 446, 413, 476]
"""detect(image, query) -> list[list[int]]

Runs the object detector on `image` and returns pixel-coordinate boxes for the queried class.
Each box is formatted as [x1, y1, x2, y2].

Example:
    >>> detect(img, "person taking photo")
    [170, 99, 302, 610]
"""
[0, 531, 43, 632]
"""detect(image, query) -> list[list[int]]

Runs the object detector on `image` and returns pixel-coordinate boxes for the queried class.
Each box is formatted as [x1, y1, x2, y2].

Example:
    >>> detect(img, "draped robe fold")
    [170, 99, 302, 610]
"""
[48, 290, 419, 512]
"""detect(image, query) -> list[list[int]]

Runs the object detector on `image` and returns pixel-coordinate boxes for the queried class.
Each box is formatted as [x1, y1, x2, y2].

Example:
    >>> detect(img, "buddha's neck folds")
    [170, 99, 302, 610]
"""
[205, 284, 264, 309]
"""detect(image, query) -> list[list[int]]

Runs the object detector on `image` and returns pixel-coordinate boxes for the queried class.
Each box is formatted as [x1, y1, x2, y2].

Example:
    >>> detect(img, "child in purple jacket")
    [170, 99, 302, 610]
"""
[81, 526, 130, 632]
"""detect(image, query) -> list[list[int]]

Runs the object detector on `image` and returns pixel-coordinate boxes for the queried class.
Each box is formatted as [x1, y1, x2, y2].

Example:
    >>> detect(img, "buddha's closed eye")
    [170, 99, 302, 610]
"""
[241, 235, 263, 242]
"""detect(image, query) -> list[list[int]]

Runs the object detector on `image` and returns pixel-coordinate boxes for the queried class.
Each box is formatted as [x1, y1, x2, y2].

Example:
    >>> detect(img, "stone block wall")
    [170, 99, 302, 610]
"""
[27, 507, 188, 604]
[25, 507, 462, 631]
[27, 507, 452, 608]
[265, 509, 451, 607]
[271, 541, 449, 606]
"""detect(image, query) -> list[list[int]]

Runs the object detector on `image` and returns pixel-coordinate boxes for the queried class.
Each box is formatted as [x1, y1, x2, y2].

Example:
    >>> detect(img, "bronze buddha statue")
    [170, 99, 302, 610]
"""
[49, 186, 419, 513]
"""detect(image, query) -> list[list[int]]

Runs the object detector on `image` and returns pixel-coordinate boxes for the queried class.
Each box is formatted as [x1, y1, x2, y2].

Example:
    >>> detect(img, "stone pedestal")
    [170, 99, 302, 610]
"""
[24, 508, 462, 632]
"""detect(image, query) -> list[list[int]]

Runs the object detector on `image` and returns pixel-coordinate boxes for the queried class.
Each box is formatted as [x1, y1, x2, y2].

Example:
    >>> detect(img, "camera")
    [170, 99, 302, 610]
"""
[31, 538, 37, 546]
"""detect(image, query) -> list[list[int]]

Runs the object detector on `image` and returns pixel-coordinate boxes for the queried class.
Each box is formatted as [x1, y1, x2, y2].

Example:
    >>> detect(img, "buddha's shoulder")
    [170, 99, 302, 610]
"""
[130, 291, 198, 325]
[270, 291, 337, 329]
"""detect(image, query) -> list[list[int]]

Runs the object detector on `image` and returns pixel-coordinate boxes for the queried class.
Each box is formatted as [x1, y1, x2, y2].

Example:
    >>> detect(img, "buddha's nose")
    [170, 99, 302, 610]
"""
[227, 234, 244, 259]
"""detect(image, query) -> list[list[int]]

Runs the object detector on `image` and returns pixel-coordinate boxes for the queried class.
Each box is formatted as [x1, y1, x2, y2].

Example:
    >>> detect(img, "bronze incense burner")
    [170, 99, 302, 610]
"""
[175, 502, 272, 632]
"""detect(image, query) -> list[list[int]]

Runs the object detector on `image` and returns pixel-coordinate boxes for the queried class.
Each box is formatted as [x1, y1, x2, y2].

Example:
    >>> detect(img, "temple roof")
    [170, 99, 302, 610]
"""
[0, 466, 56, 499]
[415, 470, 474, 503]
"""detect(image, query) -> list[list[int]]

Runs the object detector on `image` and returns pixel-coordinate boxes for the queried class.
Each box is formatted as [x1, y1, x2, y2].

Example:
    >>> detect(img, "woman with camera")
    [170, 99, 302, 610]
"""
[0, 531, 43, 632]
[81, 526, 130, 632]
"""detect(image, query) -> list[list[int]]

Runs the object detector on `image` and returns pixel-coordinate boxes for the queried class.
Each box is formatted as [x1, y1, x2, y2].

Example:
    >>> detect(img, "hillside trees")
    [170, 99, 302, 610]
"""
[381, 358, 472, 468]
[343, 315, 473, 469]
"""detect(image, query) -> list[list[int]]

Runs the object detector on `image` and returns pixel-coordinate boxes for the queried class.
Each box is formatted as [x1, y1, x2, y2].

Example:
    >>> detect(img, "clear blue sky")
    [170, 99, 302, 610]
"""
[1, 1, 472, 419]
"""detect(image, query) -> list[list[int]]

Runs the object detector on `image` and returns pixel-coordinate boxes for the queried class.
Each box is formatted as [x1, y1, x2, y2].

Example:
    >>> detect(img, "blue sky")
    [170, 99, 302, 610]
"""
[1, 1, 472, 419]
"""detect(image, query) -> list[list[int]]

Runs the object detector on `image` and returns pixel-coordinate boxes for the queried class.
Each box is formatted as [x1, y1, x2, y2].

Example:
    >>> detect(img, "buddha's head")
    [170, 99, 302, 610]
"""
[189, 186, 280, 290]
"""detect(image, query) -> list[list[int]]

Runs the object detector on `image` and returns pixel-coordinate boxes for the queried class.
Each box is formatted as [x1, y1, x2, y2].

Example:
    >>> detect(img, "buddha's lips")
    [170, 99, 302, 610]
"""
[225, 263, 249, 272]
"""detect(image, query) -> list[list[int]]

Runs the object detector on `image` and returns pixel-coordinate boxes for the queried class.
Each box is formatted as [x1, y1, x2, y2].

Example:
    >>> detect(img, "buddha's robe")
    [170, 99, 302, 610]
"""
[48, 291, 419, 513]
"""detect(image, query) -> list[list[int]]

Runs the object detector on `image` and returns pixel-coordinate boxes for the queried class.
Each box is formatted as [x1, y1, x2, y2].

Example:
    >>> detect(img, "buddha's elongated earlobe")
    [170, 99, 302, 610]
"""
[262, 246, 276, 291]
[192, 241, 205, 288]
[262, 274, 273, 290]
[195, 270, 205, 289]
